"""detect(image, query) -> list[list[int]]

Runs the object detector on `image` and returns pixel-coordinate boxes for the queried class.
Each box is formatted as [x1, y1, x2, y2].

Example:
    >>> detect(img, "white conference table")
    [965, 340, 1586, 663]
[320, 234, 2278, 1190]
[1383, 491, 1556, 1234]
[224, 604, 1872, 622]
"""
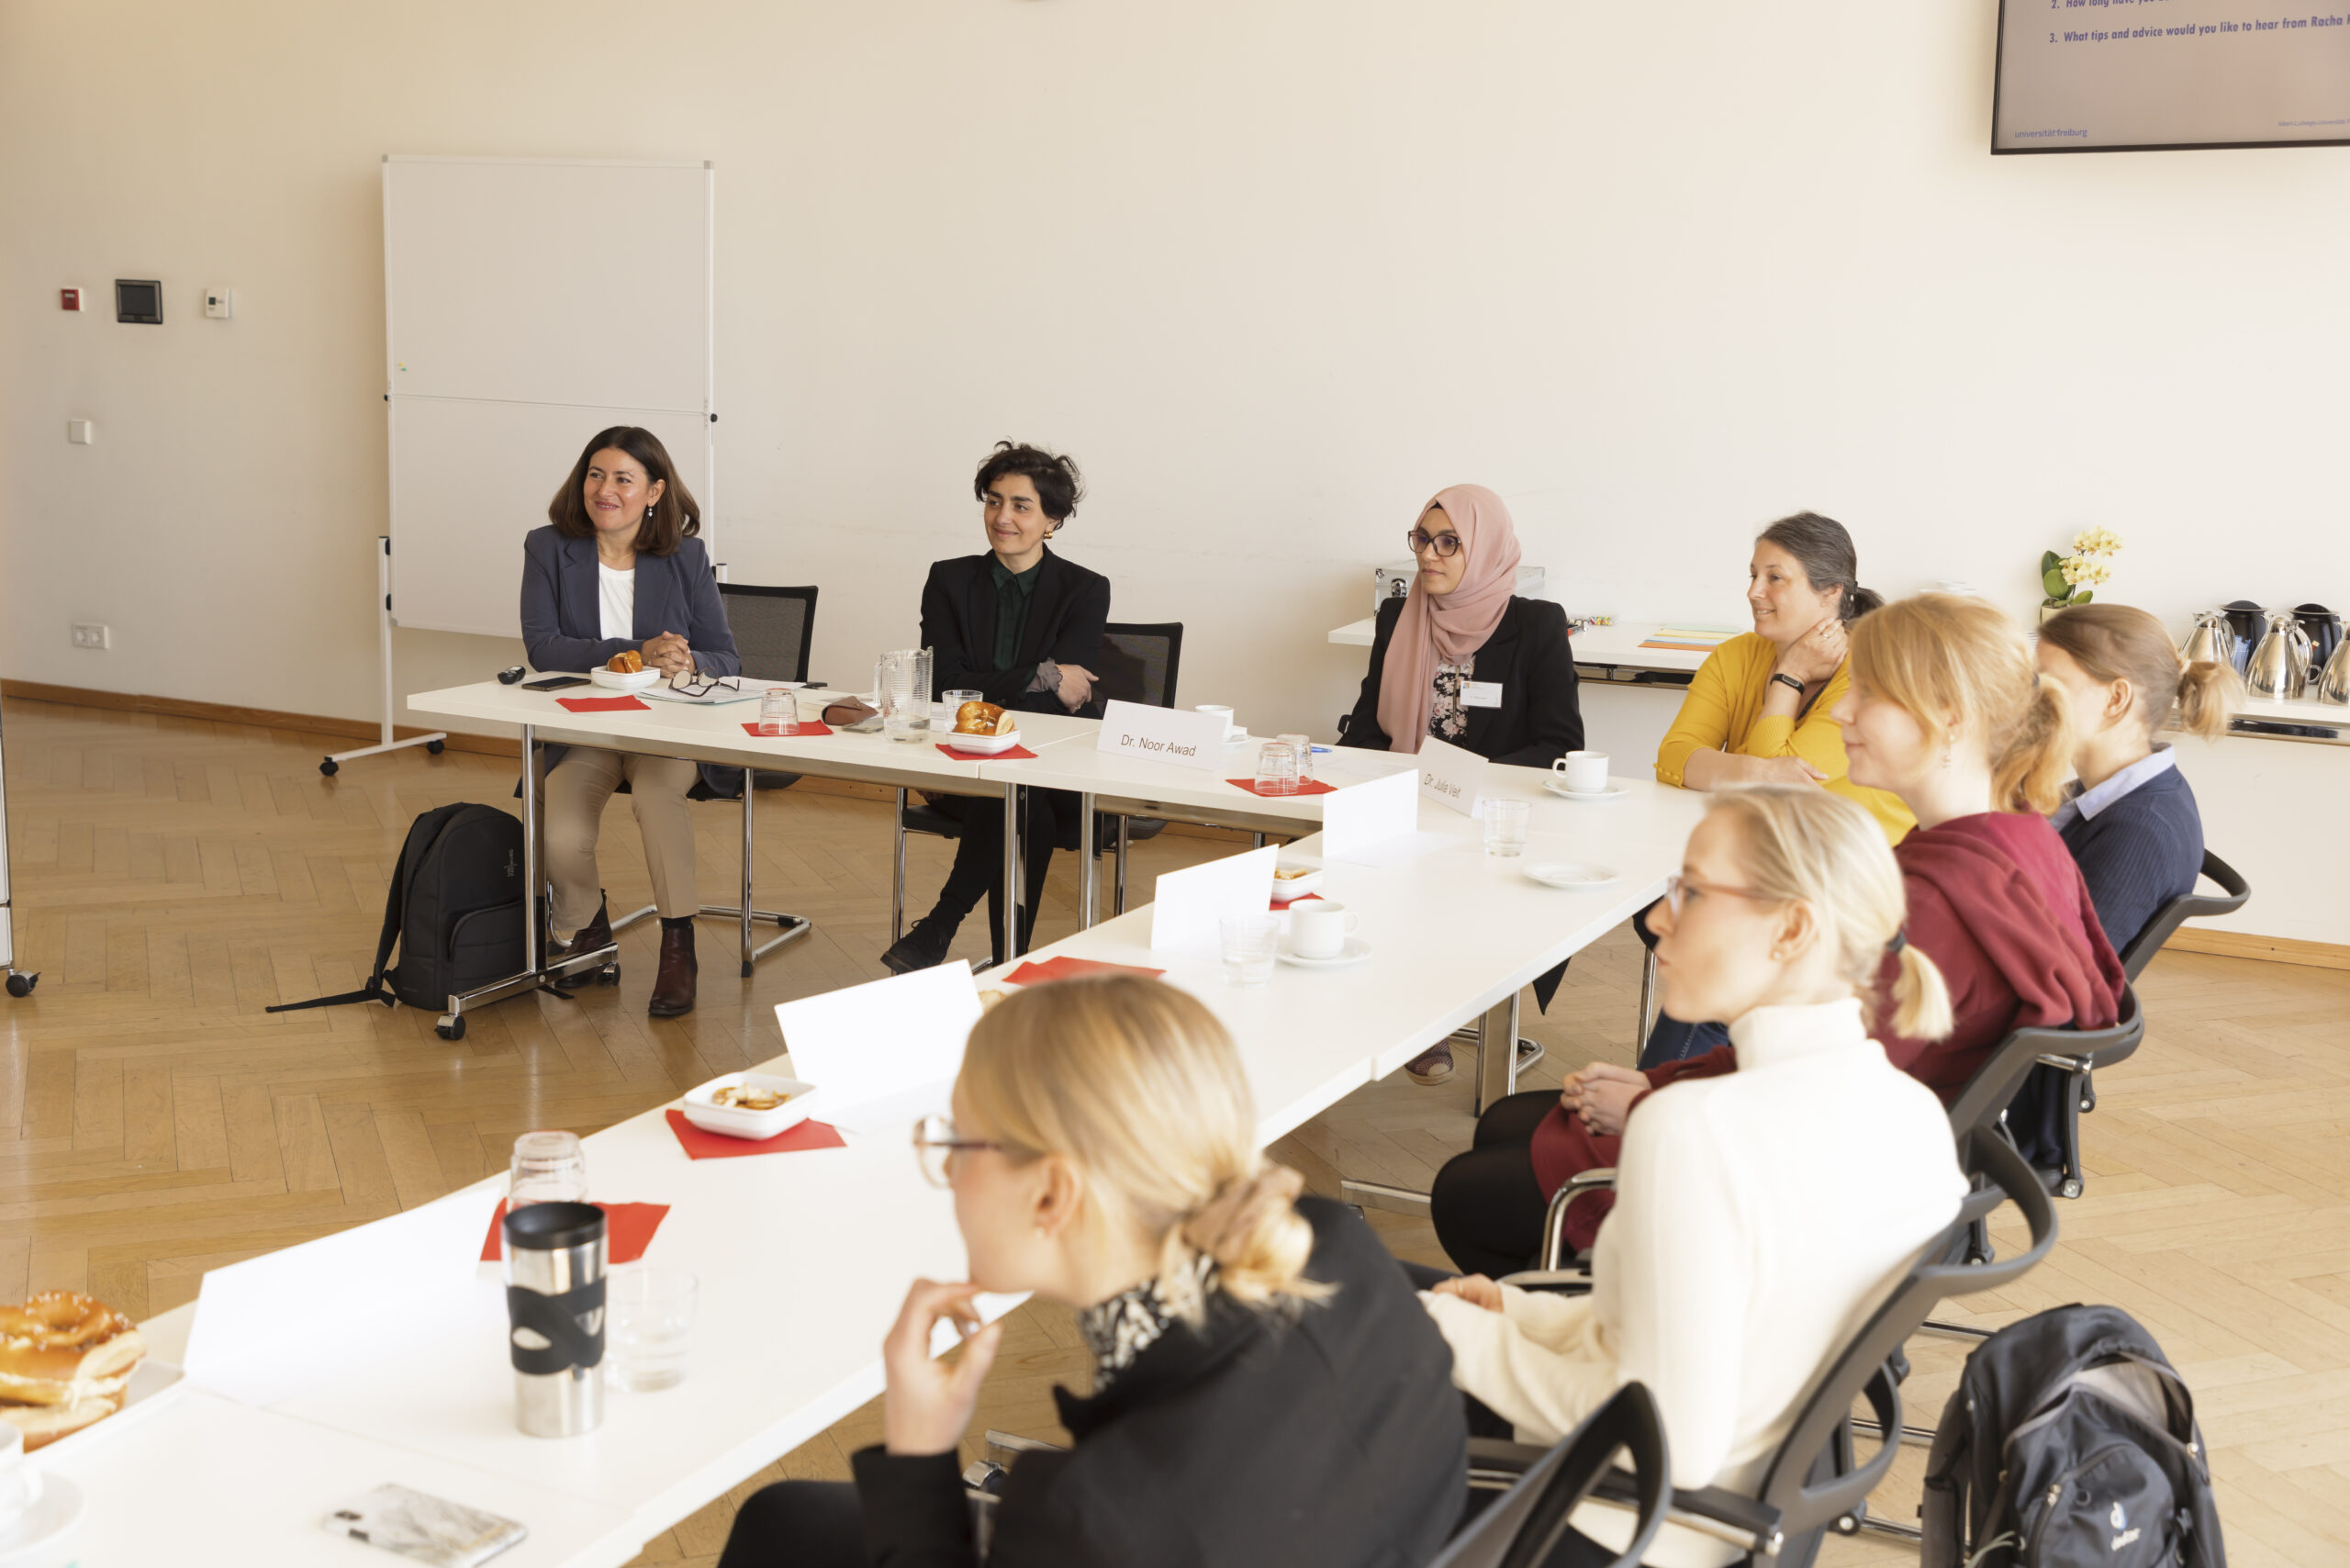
[51, 764, 1704, 1566]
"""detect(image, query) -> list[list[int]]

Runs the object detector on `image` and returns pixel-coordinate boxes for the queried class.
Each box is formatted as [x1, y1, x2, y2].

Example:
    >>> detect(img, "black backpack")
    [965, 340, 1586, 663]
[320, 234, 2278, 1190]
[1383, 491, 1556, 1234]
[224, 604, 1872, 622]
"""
[1921, 1304, 2224, 1568]
[269, 803, 526, 1015]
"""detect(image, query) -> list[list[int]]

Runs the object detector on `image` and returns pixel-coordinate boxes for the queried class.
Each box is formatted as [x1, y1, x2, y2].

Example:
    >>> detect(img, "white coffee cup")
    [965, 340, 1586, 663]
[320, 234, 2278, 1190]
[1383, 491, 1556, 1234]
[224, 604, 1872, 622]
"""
[1194, 704, 1235, 739]
[0, 1424, 43, 1526]
[1290, 900, 1360, 959]
[1552, 750, 1610, 793]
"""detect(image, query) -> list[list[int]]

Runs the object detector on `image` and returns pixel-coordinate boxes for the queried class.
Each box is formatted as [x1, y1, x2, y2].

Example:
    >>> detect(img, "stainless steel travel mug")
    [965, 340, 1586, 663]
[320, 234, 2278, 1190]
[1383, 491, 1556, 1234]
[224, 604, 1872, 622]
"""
[503, 1200, 606, 1437]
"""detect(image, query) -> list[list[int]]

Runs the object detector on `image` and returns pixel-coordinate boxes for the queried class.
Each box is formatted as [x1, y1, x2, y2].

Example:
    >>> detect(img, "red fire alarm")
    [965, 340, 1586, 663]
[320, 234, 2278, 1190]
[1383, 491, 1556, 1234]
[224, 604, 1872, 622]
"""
[61, 288, 81, 311]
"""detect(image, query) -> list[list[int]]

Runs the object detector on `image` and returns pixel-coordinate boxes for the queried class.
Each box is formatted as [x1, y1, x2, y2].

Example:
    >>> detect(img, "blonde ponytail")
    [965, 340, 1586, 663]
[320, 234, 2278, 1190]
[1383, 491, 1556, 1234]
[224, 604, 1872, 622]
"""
[2039, 601, 2243, 743]
[2174, 659, 2242, 740]
[1710, 785, 1954, 1043]
[1848, 593, 2074, 813]
[958, 976, 1329, 1324]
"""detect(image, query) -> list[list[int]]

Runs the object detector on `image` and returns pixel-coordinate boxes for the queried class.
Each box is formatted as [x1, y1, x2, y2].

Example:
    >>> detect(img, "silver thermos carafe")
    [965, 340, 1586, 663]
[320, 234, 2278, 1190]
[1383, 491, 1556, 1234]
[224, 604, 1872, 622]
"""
[504, 1200, 606, 1438]
[2181, 610, 2235, 672]
[2245, 609, 2314, 700]
[2319, 636, 2350, 707]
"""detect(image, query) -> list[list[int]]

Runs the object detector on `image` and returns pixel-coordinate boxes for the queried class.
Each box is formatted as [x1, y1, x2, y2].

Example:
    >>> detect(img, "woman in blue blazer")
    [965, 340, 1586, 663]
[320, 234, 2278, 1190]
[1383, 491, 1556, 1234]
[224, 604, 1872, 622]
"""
[520, 426, 738, 1018]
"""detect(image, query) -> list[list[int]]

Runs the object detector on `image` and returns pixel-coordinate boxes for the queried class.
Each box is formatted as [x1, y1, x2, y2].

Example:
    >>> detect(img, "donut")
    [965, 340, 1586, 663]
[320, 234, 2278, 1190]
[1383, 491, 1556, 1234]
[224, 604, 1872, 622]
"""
[0, 1292, 145, 1412]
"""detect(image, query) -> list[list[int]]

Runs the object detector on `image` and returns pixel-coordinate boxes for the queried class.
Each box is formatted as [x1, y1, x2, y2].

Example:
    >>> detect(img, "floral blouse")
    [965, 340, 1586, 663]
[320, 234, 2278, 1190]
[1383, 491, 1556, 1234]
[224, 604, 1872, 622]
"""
[1076, 1254, 1219, 1393]
[1428, 656, 1476, 742]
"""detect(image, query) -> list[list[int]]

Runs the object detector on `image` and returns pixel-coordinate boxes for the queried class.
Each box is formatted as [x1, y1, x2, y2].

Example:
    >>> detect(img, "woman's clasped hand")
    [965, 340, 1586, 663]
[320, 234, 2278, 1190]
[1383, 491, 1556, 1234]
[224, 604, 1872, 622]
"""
[1558, 1061, 1643, 1138]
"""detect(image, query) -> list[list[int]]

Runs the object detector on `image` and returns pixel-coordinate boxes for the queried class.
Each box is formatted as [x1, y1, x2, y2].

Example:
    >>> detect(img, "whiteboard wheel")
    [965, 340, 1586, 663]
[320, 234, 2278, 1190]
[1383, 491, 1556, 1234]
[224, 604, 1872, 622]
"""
[5, 972, 36, 999]
[426, 739, 445, 756]
[319, 758, 340, 776]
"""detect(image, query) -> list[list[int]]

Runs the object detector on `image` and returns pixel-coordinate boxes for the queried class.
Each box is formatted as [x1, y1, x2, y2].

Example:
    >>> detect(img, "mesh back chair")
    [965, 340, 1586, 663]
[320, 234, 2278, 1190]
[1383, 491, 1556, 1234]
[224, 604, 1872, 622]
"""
[889, 621, 1186, 944]
[698, 583, 820, 975]
[1485, 1126, 2060, 1566]
[1443, 1383, 1670, 1568]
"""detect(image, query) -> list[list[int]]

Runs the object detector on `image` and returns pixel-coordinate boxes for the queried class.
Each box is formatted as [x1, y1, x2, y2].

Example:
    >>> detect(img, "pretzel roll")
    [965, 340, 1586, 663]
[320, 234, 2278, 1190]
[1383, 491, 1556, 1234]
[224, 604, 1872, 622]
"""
[0, 1292, 145, 1408]
[0, 1394, 119, 1451]
[953, 700, 1009, 735]
[608, 649, 643, 674]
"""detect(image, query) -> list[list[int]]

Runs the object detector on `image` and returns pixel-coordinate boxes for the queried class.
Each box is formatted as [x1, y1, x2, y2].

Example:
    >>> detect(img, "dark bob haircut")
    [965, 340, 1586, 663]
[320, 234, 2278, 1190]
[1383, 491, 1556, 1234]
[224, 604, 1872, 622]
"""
[548, 426, 700, 556]
[1755, 511, 1883, 623]
[974, 441, 1084, 524]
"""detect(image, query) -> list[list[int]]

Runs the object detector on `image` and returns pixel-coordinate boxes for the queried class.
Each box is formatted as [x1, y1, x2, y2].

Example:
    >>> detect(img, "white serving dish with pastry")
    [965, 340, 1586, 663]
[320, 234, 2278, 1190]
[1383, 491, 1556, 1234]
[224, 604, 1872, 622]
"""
[941, 728, 1023, 755]
[679, 1073, 819, 1140]
[589, 666, 662, 692]
[1269, 865, 1325, 902]
[0, 1291, 180, 1464]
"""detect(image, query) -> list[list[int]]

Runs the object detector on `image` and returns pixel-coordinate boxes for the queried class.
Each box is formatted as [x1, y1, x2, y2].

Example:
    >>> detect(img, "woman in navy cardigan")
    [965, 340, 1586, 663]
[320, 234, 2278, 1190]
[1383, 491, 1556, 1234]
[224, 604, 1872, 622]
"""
[2035, 604, 2240, 958]
[519, 426, 738, 1018]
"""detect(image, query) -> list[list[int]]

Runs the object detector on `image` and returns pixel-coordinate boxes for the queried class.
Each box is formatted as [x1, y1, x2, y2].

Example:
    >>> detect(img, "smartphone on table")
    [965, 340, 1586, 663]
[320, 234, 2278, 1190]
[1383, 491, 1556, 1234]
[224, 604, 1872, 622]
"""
[520, 675, 589, 692]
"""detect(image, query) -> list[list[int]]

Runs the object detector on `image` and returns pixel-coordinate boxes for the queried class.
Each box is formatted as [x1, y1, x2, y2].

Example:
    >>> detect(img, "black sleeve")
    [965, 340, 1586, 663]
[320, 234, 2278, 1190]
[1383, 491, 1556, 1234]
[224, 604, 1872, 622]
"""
[679, 542, 740, 678]
[1031, 568, 1110, 720]
[851, 1447, 979, 1568]
[1490, 600, 1584, 768]
[1338, 599, 1403, 751]
[921, 563, 1023, 710]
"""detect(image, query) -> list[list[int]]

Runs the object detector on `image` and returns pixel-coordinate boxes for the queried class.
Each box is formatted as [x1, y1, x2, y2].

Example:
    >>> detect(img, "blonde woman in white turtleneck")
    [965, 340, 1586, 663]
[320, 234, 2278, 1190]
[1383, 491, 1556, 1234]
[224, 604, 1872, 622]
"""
[1421, 785, 1968, 1568]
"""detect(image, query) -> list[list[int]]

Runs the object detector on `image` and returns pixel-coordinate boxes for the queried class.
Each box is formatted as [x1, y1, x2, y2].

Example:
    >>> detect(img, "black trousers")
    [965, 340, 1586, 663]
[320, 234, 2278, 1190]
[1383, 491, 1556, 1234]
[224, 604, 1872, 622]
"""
[1429, 1091, 1557, 1279]
[717, 1480, 864, 1568]
[923, 788, 1071, 962]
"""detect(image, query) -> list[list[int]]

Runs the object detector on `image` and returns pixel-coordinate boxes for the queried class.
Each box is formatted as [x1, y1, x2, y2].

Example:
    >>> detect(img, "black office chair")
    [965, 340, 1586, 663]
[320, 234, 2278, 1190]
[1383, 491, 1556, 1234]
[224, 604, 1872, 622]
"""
[2116, 848, 2251, 981]
[697, 583, 819, 976]
[1486, 1126, 2060, 1565]
[889, 621, 1185, 941]
[1444, 1383, 1670, 1568]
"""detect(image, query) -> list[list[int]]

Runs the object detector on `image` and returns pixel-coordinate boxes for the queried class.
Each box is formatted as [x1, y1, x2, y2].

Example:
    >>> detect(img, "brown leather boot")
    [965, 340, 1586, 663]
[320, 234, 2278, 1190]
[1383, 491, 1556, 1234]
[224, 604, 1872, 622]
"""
[554, 893, 612, 958]
[648, 923, 698, 1017]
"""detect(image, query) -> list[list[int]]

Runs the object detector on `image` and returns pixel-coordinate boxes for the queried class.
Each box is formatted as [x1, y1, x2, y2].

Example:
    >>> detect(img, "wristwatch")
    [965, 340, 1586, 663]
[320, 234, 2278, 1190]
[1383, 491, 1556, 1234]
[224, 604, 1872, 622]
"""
[1770, 673, 1806, 696]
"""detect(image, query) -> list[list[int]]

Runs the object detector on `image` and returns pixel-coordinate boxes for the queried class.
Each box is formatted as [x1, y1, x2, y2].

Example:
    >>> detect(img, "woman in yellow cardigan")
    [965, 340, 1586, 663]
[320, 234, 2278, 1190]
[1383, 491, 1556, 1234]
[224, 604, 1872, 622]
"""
[1655, 512, 1914, 843]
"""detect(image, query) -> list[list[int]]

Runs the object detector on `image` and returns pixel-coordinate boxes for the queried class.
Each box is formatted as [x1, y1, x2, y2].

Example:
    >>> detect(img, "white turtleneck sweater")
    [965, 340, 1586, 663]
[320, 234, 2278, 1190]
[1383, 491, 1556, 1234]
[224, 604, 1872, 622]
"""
[1422, 997, 1964, 1568]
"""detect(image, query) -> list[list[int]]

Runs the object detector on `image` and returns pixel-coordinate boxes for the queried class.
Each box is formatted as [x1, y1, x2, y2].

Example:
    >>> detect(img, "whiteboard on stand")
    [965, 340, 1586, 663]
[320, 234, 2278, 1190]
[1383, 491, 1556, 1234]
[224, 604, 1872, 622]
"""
[383, 155, 715, 639]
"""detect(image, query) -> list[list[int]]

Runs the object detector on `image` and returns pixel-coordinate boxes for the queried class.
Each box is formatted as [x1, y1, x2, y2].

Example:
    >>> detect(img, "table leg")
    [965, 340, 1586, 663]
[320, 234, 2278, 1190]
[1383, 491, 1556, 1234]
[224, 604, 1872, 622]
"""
[1473, 990, 1522, 1115]
[1078, 793, 1097, 929]
[1003, 783, 1024, 959]
[739, 783, 756, 973]
[1114, 814, 1131, 915]
[520, 723, 542, 976]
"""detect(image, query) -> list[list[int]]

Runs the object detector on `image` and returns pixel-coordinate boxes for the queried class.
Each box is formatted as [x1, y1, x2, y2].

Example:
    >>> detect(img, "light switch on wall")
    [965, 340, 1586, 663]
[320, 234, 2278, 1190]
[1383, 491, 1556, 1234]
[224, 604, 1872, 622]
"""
[203, 286, 233, 319]
[66, 419, 94, 444]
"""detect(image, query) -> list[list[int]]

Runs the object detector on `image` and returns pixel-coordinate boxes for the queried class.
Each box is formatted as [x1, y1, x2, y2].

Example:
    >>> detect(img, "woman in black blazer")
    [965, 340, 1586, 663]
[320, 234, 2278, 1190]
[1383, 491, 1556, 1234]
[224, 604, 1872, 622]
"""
[518, 426, 738, 1018]
[715, 975, 1468, 1568]
[1340, 485, 1583, 1083]
[882, 443, 1110, 974]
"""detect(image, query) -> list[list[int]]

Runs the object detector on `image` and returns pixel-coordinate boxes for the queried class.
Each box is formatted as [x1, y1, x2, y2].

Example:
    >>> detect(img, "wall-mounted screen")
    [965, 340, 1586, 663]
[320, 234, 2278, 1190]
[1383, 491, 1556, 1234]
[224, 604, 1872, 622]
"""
[115, 279, 162, 324]
[1995, 0, 2350, 152]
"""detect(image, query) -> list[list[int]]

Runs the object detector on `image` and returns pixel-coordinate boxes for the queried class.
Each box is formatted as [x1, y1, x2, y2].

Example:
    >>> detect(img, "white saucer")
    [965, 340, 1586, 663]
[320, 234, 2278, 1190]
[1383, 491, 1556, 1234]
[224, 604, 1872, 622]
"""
[1277, 937, 1371, 969]
[1545, 776, 1629, 801]
[1525, 861, 1620, 890]
[0, 1472, 84, 1560]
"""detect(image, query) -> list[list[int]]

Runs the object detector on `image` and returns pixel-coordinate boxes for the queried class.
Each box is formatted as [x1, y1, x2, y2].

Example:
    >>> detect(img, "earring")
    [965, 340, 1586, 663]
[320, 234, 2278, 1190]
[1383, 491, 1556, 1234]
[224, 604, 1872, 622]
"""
[1941, 744, 1953, 769]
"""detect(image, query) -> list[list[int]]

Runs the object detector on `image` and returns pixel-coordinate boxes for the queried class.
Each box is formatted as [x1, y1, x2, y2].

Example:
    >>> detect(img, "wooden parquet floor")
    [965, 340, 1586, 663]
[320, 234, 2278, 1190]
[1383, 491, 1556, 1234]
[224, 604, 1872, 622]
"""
[3, 695, 2345, 1566]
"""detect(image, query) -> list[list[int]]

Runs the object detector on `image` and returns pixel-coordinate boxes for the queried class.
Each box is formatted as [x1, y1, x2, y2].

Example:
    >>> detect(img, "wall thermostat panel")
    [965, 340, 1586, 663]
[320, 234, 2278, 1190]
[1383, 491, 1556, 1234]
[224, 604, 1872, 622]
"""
[115, 279, 162, 324]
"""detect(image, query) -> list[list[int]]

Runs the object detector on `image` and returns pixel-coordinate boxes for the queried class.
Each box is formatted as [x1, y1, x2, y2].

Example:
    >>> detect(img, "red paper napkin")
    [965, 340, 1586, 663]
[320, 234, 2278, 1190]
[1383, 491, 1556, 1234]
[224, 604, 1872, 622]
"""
[557, 695, 651, 713]
[1003, 955, 1167, 985]
[741, 721, 834, 738]
[482, 1200, 670, 1263]
[1225, 778, 1337, 798]
[664, 1106, 846, 1160]
[1270, 892, 1326, 911]
[937, 743, 1038, 761]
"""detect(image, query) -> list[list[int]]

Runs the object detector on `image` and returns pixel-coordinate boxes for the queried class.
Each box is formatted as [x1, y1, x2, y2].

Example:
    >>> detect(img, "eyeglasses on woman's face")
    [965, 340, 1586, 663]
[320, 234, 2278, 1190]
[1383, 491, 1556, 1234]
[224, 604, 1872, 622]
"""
[1660, 872, 1779, 921]
[912, 1113, 1009, 1189]
[1405, 528, 1463, 559]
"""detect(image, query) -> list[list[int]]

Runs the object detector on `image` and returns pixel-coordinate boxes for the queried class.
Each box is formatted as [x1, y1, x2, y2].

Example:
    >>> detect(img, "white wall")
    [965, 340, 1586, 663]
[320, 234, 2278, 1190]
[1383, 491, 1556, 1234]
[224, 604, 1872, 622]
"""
[6, 0, 2350, 747]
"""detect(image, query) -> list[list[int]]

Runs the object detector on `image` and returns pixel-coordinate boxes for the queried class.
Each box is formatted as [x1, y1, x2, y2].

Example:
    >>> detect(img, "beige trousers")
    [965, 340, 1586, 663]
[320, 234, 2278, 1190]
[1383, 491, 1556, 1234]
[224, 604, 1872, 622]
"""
[542, 747, 701, 935]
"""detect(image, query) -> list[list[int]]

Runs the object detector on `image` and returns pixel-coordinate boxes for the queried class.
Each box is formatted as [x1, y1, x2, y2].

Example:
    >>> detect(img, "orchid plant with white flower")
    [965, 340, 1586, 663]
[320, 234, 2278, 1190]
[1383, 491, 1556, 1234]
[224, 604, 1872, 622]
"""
[2042, 527, 2122, 610]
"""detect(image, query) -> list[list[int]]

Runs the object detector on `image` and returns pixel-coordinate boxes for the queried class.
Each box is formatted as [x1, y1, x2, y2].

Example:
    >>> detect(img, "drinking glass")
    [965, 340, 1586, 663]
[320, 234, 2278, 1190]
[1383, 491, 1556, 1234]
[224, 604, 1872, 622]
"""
[876, 649, 933, 743]
[606, 1265, 699, 1393]
[938, 688, 981, 732]
[756, 688, 798, 736]
[1484, 799, 1531, 857]
[1220, 914, 1279, 985]
[510, 1129, 588, 1208]
[1252, 740, 1299, 795]
[1277, 734, 1315, 785]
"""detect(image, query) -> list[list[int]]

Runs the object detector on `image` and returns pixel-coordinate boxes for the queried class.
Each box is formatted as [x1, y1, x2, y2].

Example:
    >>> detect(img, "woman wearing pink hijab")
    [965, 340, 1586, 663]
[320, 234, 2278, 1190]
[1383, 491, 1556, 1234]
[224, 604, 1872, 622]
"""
[1339, 485, 1584, 1082]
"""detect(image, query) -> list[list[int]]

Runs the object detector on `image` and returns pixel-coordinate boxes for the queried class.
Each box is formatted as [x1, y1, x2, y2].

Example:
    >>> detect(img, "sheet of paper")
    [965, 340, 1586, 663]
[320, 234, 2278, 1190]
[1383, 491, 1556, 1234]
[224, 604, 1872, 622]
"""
[1094, 699, 1228, 772]
[1320, 767, 1419, 862]
[637, 676, 794, 707]
[1149, 845, 1280, 953]
[1415, 734, 1487, 818]
[1311, 746, 1416, 785]
[185, 1185, 487, 1406]
[774, 960, 982, 1133]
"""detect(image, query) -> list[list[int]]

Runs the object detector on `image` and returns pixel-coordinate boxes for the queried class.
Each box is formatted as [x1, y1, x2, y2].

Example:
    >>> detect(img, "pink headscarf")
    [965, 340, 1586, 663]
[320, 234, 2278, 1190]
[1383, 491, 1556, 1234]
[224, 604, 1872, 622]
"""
[1375, 484, 1523, 754]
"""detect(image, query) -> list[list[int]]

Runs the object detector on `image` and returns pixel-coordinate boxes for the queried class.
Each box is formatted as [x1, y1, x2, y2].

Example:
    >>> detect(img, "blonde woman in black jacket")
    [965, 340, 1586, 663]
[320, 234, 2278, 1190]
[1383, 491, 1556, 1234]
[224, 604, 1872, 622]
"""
[716, 976, 1467, 1568]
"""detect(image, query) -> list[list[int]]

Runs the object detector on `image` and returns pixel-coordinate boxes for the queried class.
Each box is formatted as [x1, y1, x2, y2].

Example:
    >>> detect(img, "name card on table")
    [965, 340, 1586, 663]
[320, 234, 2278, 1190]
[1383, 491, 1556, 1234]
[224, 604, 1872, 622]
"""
[1150, 845, 1280, 953]
[1095, 699, 1228, 772]
[1415, 735, 1486, 818]
[1319, 767, 1418, 863]
[775, 961, 982, 1133]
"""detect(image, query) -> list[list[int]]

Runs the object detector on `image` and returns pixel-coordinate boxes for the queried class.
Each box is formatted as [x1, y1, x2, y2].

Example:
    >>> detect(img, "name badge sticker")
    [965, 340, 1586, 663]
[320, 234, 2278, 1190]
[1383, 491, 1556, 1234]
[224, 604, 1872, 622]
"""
[1462, 681, 1504, 710]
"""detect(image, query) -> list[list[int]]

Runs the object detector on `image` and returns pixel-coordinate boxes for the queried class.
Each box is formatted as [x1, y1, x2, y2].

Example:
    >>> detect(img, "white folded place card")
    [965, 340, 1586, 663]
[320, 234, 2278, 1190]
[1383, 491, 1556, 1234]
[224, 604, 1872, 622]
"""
[1320, 767, 1419, 863]
[186, 1184, 487, 1406]
[1415, 734, 1486, 818]
[1095, 699, 1228, 772]
[1149, 845, 1280, 953]
[776, 961, 983, 1133]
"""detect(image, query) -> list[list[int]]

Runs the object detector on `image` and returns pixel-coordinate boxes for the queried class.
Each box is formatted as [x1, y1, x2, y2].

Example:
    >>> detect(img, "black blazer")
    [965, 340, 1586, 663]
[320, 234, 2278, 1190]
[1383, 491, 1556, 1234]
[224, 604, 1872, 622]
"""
[851, 1200, 1468, 1568]
[2056, 763, 2205, 959]
[516, 525, 742, 791]
[1339, 596, 1584, 767]
[919, 546, 1111, 722]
